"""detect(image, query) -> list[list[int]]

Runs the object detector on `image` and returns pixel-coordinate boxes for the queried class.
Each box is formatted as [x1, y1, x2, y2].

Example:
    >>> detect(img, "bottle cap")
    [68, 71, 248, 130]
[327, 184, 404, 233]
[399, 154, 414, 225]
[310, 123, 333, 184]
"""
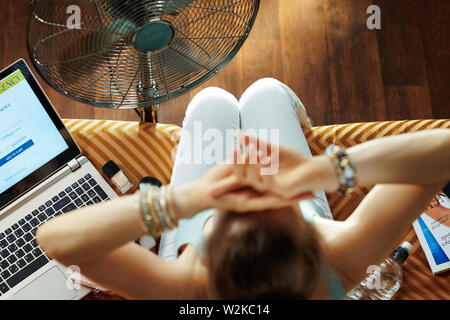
[400, 241, 413, 253]
[102, 160, 121, 178]
[392, 241, 412, 264]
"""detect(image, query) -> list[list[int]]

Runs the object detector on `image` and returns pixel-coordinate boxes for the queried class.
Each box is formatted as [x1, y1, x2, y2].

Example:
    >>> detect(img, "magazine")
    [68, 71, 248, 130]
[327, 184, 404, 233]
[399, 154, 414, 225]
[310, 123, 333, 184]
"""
[412, 190, 450, 275]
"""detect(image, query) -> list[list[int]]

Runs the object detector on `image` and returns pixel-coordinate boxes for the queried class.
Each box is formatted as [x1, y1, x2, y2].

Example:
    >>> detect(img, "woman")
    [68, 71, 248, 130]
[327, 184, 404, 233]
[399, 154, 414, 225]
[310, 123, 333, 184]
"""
[36, 79, 450, 299]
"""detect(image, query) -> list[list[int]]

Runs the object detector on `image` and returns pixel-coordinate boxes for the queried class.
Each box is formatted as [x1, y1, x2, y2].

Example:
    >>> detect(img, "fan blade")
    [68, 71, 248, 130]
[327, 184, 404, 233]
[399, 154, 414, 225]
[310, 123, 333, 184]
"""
[56, 19, 136, 85]
[164, 0, 195, 14]
[104, 0, 160, 25]
[104, 0, 194, 21]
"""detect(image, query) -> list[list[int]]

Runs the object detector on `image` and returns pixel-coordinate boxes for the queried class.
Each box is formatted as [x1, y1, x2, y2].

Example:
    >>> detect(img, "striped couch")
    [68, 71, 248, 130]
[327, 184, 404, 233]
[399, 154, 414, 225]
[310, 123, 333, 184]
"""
[63, 119, 450, 300]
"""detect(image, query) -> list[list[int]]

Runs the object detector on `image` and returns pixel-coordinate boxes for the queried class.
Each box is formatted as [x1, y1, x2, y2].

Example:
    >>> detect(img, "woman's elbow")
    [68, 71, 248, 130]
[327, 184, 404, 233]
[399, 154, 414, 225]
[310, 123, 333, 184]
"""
[36, 223, 75, 266]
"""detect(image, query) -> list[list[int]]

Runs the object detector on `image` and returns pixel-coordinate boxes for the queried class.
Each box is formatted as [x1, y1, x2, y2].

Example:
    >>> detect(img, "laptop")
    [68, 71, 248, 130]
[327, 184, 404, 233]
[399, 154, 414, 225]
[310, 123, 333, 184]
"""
[0, 59, 118, 300]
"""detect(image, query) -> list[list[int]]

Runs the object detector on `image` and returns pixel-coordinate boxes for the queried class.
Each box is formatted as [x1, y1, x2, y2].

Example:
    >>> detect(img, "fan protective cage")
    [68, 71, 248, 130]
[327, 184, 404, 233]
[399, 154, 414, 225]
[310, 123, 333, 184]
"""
[28, 0, 260, 109]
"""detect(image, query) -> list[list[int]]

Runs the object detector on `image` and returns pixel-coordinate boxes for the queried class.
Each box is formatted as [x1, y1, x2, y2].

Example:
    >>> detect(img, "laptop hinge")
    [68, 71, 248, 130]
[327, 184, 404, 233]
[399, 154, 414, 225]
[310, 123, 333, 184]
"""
[67, 159, 81, 172]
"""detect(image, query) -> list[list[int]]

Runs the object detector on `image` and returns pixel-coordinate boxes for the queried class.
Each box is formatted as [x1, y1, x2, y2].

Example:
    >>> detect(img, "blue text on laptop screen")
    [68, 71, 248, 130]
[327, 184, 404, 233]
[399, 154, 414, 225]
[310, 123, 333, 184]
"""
[0, 69, 69, 194]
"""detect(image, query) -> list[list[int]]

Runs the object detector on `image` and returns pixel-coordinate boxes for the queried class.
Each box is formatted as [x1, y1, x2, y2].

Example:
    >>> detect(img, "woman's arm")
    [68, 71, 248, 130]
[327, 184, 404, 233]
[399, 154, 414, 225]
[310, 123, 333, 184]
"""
[329, 182, 446, 289]
[36, 161, 297, 266]
[316, 130, 450, 287]
[209, 129, 450, 199]
[344, 129, 450, 187]
[36, 184, 203, 266]
[306, 129, 450, 193]
[69, 242, 207, 299]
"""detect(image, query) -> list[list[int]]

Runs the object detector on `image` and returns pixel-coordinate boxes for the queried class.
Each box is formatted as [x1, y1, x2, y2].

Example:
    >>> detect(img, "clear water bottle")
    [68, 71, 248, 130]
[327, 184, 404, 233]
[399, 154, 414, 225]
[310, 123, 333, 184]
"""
[346, 241, 412, 300]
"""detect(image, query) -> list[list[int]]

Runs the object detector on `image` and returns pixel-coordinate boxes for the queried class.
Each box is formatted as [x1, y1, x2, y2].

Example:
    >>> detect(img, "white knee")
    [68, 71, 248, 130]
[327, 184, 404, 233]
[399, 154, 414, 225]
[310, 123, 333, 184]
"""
[239, 78, 303, 116]
[184, 87, 239, 124]
[245, 78, 285, 93]
[241, 78, 286, 102]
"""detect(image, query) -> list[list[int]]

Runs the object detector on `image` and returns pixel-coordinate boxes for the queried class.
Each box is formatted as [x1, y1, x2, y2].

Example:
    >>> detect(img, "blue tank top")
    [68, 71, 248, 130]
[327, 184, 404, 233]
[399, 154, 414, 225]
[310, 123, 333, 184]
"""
[173, 209, 214, 258]
[173, 199, 347, 300]
[301, 206, 348, 300]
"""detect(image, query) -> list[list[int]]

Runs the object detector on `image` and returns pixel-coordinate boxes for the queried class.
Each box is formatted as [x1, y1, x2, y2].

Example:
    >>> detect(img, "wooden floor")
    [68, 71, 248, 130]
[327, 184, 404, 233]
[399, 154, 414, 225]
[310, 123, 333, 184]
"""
[1, 0, 448, 126]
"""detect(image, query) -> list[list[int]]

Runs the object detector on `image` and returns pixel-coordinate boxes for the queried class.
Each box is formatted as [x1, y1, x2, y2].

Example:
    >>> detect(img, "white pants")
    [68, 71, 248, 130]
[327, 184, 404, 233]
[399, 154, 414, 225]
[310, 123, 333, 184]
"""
[158, 78, 332, 260]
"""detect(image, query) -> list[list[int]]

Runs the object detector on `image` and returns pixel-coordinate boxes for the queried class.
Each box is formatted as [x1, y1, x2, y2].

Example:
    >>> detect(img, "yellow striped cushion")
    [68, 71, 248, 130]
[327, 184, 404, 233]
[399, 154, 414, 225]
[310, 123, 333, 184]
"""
[64, 119, 449, 300]
[64, 120, 181, 193]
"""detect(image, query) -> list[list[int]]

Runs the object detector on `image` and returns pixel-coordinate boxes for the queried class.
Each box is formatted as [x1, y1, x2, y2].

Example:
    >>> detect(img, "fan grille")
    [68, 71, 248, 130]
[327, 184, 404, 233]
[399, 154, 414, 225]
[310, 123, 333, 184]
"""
[28, 0, 259, 109]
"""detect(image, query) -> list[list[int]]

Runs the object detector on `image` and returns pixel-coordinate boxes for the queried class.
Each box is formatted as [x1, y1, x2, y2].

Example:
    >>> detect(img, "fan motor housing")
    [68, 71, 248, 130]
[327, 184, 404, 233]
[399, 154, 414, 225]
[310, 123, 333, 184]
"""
[133, 21, 175, 53]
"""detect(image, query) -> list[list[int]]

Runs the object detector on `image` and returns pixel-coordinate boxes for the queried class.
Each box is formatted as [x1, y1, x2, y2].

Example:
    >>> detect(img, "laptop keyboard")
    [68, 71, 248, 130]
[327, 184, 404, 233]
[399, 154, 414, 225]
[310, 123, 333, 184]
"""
[0, 173, 109, 296]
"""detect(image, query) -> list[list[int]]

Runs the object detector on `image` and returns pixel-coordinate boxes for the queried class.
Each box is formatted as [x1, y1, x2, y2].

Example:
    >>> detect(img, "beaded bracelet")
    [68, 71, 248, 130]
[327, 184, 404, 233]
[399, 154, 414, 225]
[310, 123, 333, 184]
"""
[325, 144, 356, 196]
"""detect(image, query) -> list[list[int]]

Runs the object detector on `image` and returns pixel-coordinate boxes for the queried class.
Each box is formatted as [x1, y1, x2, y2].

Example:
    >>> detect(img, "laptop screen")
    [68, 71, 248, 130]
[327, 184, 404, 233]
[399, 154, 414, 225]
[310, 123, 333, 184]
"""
[0, 69, 69, 194]
[0, 60, 81, 209]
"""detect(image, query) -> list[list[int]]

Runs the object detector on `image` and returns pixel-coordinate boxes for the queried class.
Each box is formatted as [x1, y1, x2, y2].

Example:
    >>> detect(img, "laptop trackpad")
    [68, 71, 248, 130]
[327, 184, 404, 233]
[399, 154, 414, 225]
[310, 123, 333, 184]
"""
[11, 266, 77, 300]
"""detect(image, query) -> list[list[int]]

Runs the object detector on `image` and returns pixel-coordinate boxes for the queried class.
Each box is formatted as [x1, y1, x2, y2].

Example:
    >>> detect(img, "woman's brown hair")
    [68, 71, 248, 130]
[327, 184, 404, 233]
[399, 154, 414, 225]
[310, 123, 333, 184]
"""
[205, 207, 322, 299]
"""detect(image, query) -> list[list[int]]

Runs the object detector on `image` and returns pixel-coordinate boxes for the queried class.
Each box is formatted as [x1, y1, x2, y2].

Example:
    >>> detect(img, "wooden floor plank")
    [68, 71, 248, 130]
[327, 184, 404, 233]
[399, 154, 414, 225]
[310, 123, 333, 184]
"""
[374, 0, 428, 86]
[279, 0, 333, 126]
[411, 0, 450, 119]
[384, 86, 433, 120]
[324, 0, 386, 123]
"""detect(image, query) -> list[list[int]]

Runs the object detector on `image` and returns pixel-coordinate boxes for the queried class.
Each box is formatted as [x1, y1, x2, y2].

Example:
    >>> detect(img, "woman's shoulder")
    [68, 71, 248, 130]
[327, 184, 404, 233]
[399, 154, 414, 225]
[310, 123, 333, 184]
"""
[313, 216, 346, 244]
[313, 217, 359, 293]
[174, 244, 211, 299]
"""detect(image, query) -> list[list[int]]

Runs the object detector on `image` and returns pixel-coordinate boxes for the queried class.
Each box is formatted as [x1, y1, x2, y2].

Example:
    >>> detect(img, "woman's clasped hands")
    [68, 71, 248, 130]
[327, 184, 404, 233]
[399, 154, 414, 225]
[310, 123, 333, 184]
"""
[191, 132, 339, 213]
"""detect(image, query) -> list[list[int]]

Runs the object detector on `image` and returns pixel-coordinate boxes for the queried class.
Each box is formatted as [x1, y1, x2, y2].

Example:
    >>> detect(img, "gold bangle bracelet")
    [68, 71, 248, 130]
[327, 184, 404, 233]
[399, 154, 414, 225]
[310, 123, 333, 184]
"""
[159, 186, 175, 229]
[165, 186, 178, 228]
[146, 188, 163, 237]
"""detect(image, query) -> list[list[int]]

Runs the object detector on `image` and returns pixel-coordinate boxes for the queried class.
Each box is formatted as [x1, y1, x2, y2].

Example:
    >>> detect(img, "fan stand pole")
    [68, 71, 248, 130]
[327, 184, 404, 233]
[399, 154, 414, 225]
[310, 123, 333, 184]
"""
[137, 106, 158, 123]
[137, 55, 159, 123]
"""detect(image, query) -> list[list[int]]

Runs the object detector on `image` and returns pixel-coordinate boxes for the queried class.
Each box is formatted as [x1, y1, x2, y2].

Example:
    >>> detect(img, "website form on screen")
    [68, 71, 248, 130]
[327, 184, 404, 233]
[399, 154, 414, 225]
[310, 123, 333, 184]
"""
[0, 69, 68, 194]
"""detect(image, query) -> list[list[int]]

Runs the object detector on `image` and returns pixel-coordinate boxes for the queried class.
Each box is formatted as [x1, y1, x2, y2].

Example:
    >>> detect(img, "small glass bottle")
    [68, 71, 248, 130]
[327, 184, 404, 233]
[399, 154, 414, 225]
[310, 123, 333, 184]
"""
[102, 160, 133, 194]
[347, 242, 412, 300]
